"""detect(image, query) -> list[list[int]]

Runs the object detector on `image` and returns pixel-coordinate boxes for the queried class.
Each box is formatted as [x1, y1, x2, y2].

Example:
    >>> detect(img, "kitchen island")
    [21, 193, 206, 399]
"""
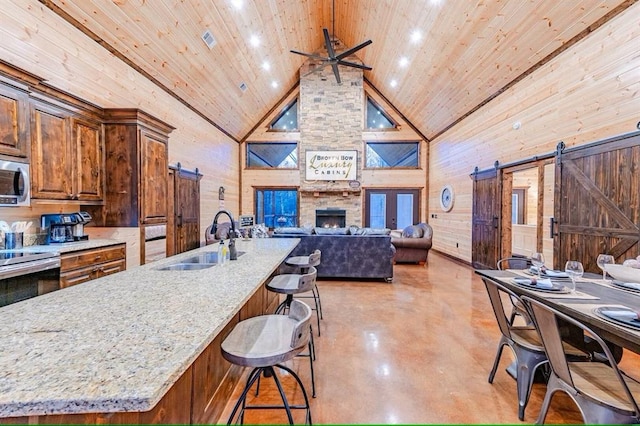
[0, 237, 299, 424]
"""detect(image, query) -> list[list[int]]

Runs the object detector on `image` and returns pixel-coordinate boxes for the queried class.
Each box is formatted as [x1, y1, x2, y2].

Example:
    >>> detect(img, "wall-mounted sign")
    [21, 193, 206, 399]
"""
[239, 215, 254, 227]
[305, 150, 357, 181]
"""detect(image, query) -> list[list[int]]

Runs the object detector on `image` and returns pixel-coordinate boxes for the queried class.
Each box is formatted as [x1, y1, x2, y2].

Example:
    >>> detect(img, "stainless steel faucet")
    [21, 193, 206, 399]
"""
[211, 210, 238, 260]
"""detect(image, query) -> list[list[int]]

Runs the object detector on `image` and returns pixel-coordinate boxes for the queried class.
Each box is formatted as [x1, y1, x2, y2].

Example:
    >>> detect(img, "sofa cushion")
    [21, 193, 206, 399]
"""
[314, 227, 349, 235]
[273, 226, 313, 235]
[402, 225, 424, 238]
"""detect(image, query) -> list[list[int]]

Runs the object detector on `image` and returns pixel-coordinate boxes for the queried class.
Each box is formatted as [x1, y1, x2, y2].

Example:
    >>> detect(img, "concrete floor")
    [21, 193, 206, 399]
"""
[218, 251, 640, 424]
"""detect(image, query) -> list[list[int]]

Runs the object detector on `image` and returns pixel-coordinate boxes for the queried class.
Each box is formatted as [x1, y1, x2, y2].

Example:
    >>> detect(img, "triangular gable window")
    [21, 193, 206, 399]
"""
[366, 97, 397, 129]
[269, 98, 298, 131]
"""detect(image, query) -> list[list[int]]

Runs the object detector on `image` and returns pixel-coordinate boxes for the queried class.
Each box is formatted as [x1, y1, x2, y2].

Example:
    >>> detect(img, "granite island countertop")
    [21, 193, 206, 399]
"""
[0, 237, 299, 418]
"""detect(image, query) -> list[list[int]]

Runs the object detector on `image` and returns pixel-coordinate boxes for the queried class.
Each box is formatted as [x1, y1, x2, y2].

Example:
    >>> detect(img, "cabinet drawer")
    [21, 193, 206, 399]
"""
[60, 244, 126, 272]
[60, 259, 126, 288]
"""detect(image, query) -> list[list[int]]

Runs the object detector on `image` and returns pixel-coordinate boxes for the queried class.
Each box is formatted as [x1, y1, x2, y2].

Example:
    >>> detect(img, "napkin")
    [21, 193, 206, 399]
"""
[543, 269, 570, 278]
[514, 277, 553, 289]
[620, 282, 640, 291]
[601, 309, 639, 321]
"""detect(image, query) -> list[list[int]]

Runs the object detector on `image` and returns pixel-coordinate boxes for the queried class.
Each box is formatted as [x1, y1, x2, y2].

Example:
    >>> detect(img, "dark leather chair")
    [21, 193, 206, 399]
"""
[391, 223, 433, 263]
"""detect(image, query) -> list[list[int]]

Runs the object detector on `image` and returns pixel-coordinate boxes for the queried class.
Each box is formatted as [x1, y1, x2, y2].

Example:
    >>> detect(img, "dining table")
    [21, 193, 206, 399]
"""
[476, 268, 640, 356]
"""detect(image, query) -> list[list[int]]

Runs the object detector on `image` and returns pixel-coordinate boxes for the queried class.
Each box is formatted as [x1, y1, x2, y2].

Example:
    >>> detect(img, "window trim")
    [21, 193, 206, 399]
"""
[365, 96, 398, 131]
[267, 97, 299, 132]
[245, 141, 299, 170]
[363, 141, 421, 170]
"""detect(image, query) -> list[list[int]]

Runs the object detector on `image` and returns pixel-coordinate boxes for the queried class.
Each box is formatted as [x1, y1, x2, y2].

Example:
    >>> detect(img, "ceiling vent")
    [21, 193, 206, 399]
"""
[201, 29, 217, 49]
[239, 82, 248, 92]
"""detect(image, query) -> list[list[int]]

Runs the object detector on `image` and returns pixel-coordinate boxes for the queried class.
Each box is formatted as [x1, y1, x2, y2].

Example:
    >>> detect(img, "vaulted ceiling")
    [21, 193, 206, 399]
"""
[42, 0, 632, 143]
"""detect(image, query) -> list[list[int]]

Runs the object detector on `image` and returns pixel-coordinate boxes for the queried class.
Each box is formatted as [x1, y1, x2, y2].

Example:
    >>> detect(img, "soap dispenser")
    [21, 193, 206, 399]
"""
[217, 240, 228, 265]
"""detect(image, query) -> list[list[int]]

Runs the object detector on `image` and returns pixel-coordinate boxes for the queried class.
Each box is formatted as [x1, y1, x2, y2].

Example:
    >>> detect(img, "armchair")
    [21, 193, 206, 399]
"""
[391, 223, 433, 263]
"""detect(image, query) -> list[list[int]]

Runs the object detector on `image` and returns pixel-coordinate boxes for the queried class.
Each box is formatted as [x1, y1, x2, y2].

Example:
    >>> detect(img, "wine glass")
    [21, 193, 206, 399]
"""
[531, 252, 545, 278]
[564, 260, 584, 293]
[596, 254, 615, 281]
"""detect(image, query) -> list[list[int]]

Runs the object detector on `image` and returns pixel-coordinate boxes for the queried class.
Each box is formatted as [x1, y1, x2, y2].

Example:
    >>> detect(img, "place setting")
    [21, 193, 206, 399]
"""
[595, 254, 640, 294]
[593, 305, 640, 330]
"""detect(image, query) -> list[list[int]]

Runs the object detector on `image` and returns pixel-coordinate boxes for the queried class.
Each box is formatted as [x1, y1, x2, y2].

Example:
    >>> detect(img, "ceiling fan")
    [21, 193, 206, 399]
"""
[290, 28, 372, 84]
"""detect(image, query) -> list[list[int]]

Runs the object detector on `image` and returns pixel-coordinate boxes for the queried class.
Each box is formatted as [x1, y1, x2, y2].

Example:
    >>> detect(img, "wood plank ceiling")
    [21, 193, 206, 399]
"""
[42, 0, 633, 143]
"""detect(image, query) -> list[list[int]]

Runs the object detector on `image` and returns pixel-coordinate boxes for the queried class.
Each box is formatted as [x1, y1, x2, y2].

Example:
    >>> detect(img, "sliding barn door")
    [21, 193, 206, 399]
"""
[554, 131, 640, 272]
[472, 167, 501, 269]
[168, 166, 202, 256]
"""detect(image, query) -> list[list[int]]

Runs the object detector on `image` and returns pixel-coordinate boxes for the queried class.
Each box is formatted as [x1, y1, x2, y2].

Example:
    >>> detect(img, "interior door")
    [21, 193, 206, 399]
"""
[168, 166, 201, 256]
[364, 189, 420, 229]
[472, 168, 500, 269]
[554, 131, 640, 272]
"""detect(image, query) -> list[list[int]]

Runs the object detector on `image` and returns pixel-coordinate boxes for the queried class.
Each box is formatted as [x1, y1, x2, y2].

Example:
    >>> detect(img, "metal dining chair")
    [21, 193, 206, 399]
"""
[497, 257, 533, 325]
[482, 277, 587, 420]
[523, 296, 640, 424]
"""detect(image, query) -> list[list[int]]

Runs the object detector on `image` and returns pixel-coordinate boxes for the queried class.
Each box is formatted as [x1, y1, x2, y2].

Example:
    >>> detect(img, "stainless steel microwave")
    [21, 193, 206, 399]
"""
[0, 159, 30, 207]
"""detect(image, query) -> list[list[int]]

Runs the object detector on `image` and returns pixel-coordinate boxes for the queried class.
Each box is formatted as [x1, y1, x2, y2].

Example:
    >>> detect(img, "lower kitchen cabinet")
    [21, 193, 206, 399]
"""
[59, 244, 126, 288]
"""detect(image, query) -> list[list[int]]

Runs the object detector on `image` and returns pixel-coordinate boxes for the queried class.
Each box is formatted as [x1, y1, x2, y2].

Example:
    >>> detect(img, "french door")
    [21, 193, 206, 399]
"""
[364, 189, 420, 230]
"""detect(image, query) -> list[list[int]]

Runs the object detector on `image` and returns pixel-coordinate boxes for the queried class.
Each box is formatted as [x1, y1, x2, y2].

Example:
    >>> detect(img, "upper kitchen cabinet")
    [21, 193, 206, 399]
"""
[0, 80, 30, 158]
[30, 93, 105, 203]
[89, 109, 174, 227]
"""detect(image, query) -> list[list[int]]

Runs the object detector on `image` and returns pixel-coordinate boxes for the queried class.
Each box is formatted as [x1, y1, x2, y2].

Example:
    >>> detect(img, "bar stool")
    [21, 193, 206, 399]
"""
[266, 266, 318, 396]
[221, 299, 313, 425]
[284, 250, 323, 328]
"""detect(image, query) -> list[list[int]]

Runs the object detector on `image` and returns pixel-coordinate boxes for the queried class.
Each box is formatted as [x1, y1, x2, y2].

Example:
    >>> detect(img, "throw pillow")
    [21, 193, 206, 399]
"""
[360, 227, 391, 235]
[314, 227, 349, 235]
[402, 225, 424, 238]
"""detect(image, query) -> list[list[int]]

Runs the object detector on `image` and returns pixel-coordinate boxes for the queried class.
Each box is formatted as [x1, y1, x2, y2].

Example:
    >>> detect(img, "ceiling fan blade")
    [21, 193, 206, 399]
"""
[335, 39, 372, 61]
[331, 63, 341, 84]
[336, 60, 372, 71]
[302, 62, 330, 77]
[290, 50, 328, 61]
[323, 28, 336, 59]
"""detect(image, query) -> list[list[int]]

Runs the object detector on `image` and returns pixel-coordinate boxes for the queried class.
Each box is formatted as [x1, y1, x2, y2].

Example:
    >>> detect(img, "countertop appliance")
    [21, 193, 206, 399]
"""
[41, 212, 92, 244]
[0, 251, 61, 307]
[0, 159, 30, 207]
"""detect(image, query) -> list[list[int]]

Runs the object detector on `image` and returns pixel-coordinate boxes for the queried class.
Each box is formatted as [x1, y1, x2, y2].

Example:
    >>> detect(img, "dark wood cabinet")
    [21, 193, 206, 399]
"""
[30, 96, 105, 202]
[30, 100, 73, 199]
[0, 81, 30, 158]
[90, 109, 174, 227]
[59, 244, 126, 288]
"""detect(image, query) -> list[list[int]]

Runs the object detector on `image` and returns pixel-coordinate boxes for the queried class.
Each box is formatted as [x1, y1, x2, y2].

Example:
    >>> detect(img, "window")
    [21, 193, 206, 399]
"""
[365, 142, 419, 168]
[366, 97, 396, 129]
[269, 98, 298, 131]
[255, 188, 298, 228]
[512, 188, 526, 224]
[246, 143, 298, 168]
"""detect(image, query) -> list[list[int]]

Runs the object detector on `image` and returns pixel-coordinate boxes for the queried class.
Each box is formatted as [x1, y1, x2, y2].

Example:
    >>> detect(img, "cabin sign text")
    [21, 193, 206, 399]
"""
[305, 150, 357, 181]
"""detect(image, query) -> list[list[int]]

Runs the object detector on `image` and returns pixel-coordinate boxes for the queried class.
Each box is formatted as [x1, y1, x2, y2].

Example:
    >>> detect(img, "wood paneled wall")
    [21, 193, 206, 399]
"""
[429, 2, 640, 263]
[0, 1, 239, 264]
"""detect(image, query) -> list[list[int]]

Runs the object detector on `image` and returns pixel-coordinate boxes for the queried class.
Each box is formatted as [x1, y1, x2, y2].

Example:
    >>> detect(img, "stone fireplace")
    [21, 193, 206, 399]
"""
[298, 47, 364, 226]
[315, 208, 346, 228]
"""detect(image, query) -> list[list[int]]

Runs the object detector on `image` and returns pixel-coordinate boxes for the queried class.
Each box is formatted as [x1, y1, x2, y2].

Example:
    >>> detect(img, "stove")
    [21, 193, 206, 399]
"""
[0, 251, 60, 280]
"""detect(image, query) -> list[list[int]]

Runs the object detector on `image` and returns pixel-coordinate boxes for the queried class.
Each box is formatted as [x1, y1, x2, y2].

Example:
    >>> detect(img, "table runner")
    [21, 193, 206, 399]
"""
[506, 271, 600, 300]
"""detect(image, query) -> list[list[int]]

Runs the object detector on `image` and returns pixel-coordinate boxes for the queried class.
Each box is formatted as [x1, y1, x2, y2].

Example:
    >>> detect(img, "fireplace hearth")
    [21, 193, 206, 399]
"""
[316, 208, 346, 228]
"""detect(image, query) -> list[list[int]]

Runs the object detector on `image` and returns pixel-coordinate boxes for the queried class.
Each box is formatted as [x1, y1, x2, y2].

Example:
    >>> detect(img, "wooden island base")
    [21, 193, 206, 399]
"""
[1, 283, 278, 424]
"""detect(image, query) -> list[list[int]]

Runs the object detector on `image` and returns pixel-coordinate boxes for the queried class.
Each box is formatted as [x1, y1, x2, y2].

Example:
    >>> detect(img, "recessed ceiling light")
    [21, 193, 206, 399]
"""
[399, 57, 409, 68]
[411, 30, 423, 44]
[250, 35, 261, 47]
[262, 61, 271, 71]
[271, 81, 279, 88]
[230, 0, 243, 10]
[390, 79, 398, 88]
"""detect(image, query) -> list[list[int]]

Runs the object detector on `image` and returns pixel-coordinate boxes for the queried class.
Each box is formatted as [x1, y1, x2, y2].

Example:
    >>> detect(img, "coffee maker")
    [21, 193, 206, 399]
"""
[41, 212, 92, 244]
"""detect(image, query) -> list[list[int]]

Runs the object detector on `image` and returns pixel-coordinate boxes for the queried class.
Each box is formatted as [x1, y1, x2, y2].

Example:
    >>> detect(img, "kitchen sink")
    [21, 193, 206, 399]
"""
[155, 263, 216, 271]
[155, 251, 246, 271]
[182, 251, 246, 264]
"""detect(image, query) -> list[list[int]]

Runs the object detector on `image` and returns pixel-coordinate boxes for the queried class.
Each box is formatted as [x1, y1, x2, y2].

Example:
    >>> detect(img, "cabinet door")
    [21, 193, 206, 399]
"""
[73, 118, 104, 201]
[0, 83, 29, 157]
[140, 129, 168, 224]
[31, 102, 72, 199]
